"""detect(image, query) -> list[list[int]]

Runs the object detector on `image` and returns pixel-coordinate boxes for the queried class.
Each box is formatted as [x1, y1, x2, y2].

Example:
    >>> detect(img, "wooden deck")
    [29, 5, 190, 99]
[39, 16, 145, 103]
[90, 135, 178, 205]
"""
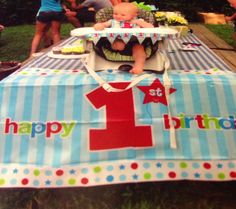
[190, 24, 236, 72]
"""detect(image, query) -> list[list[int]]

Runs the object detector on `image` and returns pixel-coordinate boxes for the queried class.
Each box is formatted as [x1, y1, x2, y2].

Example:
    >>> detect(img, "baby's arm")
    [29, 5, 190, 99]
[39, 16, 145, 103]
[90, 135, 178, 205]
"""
[131, 19, 154, 28]
[93, 20, 112, 30]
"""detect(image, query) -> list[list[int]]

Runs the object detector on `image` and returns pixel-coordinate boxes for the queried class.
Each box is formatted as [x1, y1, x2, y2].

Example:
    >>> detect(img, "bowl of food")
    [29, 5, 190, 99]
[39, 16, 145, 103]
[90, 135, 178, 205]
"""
[0, 61, 21, 81]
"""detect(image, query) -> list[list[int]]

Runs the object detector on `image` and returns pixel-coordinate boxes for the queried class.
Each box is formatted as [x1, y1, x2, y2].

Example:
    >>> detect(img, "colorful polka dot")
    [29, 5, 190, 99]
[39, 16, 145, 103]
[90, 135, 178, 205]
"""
[156, 172, 164, 179]
[131, 163, 138, 169]
[45, 170, 52, 176]
[56, 180, 63, 186]
[181, 172, 188, 178]
[34, 169, 40, 176]
[106, 165, 114, 171]
[0, 179, 6, 185]
[68, 178, 76, 185]
[23, 169, 30, 175]
[95, 177, 101, 183]
[144, 172, 151, 180]
[180, 162, 188, 169]
[0, 160, 235, 187]
[10, 179, 17, 185]
[203, 163, 211, 169]
[168, 172, 177, 179]
[33, 180, 40, 186]
[228, 162, 235, 168]
[218, 173, 225, 180]
[93, 166, 102, 173]
[167, 162, 175, 169]
[119, 175, 126, 181]
[205, 173, 213, 179]
[81, 178, 89, 185]
[143, 162, 151, 169]
[21, 178, 29, 185]
[81, 168, 89, 174]
[230, 172, 236, 178]
[192, 162, 200, 169]
[1, 168, 8, 174]
[106, 175, 114, 182]
[56, 169, 64, 176]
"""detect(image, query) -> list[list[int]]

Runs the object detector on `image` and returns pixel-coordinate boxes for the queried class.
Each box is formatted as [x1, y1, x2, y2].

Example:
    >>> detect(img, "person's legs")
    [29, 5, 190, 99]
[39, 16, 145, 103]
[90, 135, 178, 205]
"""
[130, 44, 146, 74]
[30, 21, 48, 55]
[65, 11, 82, 27]
[43, 24, 53, 47]
[50, 20, 61, 44]
[74, 8, 95, 27]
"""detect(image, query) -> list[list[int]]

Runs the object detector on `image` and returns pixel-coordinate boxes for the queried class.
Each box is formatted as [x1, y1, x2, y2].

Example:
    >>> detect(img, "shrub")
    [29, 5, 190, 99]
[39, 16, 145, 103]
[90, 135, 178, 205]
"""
[0, 0, 234, 25]
[0, 0, 38, 25]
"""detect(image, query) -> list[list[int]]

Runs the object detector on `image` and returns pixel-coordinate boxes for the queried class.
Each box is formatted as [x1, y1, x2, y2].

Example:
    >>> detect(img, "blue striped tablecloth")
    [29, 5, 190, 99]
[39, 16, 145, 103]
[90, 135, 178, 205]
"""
[21, 34, 233, 72]
[0, 34, 236, 187]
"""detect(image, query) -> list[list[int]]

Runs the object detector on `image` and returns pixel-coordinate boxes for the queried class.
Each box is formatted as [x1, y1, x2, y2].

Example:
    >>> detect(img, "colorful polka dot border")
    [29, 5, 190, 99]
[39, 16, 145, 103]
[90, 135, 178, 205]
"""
[15, 67, 234, 77]
[0, 160, 235, 188]
[170, 68, 234, 75]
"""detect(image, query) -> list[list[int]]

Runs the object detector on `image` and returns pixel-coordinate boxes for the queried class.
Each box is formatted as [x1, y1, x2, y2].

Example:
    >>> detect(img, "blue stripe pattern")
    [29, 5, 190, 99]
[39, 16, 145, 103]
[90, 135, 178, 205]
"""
[0, 35, 236, 167]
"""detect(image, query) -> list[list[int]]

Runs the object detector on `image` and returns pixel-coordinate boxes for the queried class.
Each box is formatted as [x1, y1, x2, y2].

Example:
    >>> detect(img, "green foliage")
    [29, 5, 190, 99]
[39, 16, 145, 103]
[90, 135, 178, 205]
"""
[0, 0, 235, 25]
[0, 0, 38, 25]
[133, 2, 152, 11]
[135, 0, 234, 22]
[205, 24, 236, 48]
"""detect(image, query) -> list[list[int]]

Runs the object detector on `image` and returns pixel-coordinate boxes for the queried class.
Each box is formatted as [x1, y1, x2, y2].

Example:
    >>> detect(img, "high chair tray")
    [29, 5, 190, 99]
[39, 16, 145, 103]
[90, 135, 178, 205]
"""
[70, 27, 178, 38]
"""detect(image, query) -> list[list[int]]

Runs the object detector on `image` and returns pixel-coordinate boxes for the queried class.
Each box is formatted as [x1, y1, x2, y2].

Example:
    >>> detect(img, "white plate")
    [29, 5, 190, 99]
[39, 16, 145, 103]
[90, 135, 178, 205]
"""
[70, 27, 96, 37]
[47, 51, 90, 59]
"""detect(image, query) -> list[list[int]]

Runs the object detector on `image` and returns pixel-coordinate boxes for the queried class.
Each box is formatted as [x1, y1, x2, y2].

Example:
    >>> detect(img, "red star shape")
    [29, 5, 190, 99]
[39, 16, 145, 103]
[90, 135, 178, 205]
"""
[137, 78, 176, 105]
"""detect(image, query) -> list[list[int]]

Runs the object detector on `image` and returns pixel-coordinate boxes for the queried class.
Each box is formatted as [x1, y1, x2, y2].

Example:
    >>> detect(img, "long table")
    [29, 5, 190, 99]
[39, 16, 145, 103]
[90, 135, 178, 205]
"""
[0, 34, 236, 188]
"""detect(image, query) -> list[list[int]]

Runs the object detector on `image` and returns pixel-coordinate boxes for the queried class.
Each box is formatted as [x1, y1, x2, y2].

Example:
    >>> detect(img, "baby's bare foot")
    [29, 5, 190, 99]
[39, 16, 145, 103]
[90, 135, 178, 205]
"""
[129, 66, 143, 74]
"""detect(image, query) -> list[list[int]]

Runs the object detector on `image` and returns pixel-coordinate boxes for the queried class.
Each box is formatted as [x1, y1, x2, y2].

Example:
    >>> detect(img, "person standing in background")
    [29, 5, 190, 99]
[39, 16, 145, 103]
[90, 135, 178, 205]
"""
[30, 0, 64, 56]
[0, 24, 4, 32]
[64, 0, 112, 28]
[225, 0, 236, 41]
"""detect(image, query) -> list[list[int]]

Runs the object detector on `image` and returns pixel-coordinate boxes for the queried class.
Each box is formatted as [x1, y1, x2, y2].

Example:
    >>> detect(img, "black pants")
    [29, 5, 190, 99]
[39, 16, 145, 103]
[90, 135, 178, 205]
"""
[76, 7, 95, 26]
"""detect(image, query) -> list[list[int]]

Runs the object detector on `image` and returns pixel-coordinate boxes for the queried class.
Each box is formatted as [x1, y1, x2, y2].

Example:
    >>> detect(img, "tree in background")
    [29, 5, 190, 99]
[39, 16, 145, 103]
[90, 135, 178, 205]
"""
[0, 0, 234, 25]
[0, 0, 38, 25]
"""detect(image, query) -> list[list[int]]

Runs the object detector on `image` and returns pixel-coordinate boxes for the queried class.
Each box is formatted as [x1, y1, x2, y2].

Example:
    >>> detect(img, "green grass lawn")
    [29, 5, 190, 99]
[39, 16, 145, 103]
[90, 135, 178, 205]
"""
[0, 24, 235, 63]
[205, 24, 236, 48]
[0, 24, 74, 62]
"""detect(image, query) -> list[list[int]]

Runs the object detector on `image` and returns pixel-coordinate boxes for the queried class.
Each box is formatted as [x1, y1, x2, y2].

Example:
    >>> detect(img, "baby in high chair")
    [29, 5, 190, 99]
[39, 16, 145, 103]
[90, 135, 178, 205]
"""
[93, 2, 154, 74]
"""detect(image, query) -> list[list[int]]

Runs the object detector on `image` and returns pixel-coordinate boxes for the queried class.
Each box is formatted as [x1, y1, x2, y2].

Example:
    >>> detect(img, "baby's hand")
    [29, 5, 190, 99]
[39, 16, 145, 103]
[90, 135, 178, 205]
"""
[130, 19, 141, 25]
[93, 23, 105, 31]
[131, 19, 154, 28]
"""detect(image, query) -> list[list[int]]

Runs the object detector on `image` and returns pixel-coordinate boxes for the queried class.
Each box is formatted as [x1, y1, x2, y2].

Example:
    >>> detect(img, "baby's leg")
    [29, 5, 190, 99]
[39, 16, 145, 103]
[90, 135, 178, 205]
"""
[112, 39, 126, 51]
[130, 44, 146, 74]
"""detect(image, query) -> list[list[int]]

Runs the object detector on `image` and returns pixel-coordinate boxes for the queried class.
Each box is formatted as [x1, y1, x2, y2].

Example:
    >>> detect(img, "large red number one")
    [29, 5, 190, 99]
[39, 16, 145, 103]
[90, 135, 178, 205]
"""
[86, 83, 153, 151]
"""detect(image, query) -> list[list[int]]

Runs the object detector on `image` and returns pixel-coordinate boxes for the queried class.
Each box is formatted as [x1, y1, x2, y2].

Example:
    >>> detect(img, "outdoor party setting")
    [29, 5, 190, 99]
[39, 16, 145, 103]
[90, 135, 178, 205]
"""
[0, 0, 236, 209]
